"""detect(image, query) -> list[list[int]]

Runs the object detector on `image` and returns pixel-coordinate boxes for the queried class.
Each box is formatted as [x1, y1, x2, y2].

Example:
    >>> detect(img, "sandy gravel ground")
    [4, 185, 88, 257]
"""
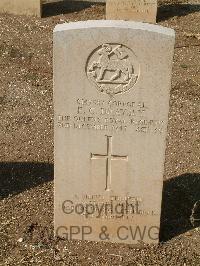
[0, 0, 200, 265]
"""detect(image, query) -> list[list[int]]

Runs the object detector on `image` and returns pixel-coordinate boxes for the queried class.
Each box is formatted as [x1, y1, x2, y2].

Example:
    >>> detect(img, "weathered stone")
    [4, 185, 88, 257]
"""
[106, 0, 157, 23]
[54, 20, 175, 244]
[0, 0, 41, 17]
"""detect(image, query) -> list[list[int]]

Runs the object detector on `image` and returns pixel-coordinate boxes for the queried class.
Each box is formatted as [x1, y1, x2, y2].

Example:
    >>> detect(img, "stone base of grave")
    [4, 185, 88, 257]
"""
[0, 0, 42, 17]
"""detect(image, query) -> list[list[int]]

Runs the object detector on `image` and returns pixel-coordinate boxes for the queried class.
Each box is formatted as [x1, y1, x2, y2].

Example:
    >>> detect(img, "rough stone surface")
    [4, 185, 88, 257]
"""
[54, 20, 175, 244]
[106, 0, 157, 23]
[0, 0, 41, 17]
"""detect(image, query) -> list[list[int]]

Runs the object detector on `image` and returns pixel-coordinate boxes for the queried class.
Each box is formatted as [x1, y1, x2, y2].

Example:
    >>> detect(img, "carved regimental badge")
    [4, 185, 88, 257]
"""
[86, 43, 139, 97]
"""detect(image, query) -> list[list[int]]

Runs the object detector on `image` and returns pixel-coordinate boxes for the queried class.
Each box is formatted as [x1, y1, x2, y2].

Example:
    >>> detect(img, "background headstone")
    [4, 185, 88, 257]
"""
[106, 0, 157, 23]
[43, 0, 106, 3]
[0, 0, 41, 17]
[54, 20, 175, 244]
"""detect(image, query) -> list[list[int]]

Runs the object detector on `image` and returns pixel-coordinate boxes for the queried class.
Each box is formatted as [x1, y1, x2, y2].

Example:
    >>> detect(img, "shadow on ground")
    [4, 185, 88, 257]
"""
[158, 4, 200, 22]
[42, 2, 200, 20]
[160, 173, 200, 241]
[0, 162, 199, 241]
[0, 162, 53, 200]
[42, 1, 105, 17]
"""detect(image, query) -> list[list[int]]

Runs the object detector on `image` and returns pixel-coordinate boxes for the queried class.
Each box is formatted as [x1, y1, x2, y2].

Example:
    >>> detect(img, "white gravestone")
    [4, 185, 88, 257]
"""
[0, 0, 41, 17]
[54, 21, 175, 244]
[106, 0, 157, 23]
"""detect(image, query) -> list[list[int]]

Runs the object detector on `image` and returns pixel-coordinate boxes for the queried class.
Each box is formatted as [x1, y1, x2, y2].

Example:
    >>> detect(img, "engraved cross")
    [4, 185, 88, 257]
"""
[91, 136, 128, 192]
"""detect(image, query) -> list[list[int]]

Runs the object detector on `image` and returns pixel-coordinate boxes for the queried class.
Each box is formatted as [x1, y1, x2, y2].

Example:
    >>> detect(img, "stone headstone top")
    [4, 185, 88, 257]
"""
[0, 0, 41, 17]
[54, 20, 175, 244]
